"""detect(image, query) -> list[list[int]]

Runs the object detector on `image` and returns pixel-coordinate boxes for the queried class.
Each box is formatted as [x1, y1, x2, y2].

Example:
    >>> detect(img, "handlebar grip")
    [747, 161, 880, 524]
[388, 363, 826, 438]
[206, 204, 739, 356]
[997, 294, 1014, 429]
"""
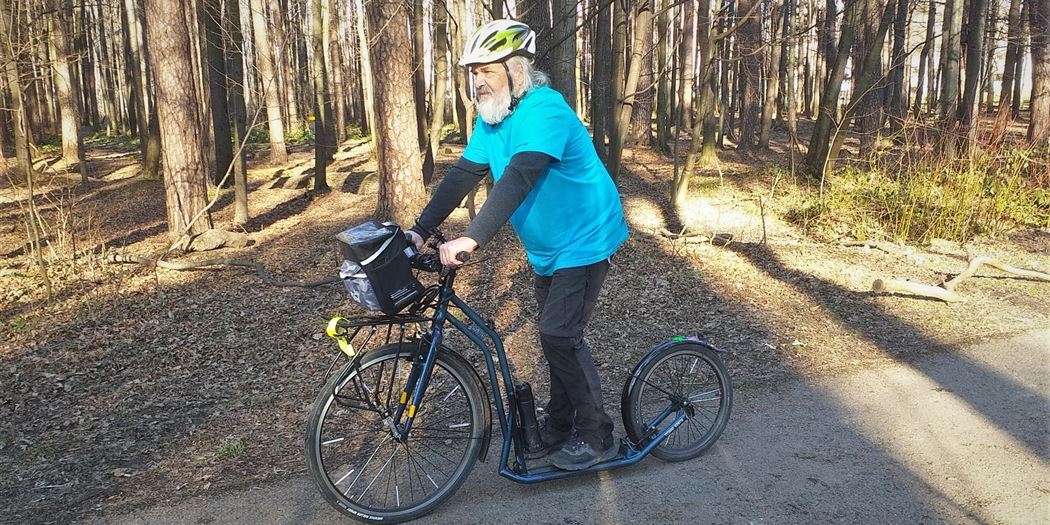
[455, 252, 471, 263]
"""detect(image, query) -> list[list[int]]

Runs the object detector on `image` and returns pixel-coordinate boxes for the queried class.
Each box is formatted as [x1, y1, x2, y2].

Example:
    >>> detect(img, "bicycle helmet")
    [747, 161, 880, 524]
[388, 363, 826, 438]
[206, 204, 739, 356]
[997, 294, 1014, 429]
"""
[459, 19, 536, 66]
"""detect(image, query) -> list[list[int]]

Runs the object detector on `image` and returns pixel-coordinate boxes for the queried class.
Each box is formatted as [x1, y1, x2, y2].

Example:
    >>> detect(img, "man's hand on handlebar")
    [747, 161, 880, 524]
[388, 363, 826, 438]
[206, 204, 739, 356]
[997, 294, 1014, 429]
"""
[439, 237, 478, 267]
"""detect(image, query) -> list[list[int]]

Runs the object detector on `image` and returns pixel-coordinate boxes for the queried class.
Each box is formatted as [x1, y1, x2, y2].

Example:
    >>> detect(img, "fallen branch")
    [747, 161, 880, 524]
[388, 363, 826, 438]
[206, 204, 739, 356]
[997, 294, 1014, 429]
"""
[110, 254, 339, 288]
[873, 278, 965, 303]
[872, 252, 1049, 303]
[944, 255, 1050, 290]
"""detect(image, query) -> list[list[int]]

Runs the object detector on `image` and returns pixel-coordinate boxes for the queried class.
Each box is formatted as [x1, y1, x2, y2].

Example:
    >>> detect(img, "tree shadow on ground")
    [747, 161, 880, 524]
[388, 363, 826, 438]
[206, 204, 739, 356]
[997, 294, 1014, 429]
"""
[727, 240, 1048, 458]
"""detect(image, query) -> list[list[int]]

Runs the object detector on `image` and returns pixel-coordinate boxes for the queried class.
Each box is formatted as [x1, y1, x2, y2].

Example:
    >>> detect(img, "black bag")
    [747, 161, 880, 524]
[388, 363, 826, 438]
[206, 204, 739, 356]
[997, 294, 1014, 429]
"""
[335, 221, 423, 315]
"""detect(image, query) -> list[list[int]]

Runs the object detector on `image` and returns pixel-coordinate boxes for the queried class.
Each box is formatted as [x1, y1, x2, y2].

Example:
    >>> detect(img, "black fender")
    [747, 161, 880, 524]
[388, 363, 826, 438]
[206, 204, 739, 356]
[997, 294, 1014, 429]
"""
[620, 336, 726, 438]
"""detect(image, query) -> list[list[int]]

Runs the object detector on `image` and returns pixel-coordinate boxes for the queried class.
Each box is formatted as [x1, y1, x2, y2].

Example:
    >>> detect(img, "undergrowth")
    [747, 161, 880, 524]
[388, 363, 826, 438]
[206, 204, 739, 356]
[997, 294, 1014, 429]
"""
[781, 140, 1049, 243]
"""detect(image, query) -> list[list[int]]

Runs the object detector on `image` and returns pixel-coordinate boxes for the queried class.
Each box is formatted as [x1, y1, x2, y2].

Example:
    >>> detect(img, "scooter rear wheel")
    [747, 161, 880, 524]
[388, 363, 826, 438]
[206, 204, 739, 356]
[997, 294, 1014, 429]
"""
[621, 342, 732, 462]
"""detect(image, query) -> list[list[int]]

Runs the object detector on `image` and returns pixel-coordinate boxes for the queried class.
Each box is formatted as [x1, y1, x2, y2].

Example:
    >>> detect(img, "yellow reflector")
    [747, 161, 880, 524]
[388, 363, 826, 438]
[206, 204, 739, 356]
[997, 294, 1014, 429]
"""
[407, 405, 417, 417]
[400, 392, 408, 404]
[326, 317, 345, 338]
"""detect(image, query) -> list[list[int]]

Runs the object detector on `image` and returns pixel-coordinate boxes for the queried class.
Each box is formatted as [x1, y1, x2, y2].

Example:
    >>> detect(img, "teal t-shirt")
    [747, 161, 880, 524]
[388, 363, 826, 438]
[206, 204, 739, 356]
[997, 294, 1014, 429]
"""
[462, 86, 629, 276]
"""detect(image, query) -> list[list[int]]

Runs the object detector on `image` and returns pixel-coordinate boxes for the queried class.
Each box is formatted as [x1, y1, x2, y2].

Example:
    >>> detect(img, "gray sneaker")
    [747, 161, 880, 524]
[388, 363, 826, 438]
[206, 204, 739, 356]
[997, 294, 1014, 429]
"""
[549, 438, 618, 470]
[524, 417, 573, 460]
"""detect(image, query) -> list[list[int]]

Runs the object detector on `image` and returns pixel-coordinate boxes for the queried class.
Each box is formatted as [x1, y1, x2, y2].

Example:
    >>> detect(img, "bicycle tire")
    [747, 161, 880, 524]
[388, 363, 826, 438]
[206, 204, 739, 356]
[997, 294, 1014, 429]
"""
[621, 342, 732, 462]
[305, 342, 488, 523]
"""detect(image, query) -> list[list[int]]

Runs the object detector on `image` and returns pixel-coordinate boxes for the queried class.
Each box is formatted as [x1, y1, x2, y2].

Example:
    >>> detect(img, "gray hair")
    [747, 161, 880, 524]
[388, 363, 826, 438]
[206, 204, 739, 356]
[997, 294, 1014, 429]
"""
[507, 56, 549, 97]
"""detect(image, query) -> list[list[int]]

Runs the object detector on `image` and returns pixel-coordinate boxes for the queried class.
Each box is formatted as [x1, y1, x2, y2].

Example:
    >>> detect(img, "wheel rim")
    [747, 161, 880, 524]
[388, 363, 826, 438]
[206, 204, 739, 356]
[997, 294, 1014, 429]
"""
[313, 352, 479, 514]
[635, 350, 727, 453]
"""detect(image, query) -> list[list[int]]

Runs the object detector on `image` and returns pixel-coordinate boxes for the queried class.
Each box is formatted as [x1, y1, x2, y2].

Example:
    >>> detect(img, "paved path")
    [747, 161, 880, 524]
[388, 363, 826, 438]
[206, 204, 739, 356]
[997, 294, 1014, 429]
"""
[97, 330, 1050, 524]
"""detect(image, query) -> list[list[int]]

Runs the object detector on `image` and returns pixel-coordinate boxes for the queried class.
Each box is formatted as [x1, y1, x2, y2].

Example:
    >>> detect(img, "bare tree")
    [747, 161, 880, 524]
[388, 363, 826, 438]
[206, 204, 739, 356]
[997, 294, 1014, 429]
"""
[610, 0, 654, 177]
[939, 0, 963, 123]
[365, 0, 427, 226]
[956, 0, 989, 142]
[430, 0, 449, 154]
[144, 0, 214, 243]
[203, 0, 233, 187]
[225, 0, 250, 225]
[806, 0, 860, 175]
[1029, 0, 1049, 145]
[737, 0, 763, 150]
[47, 0, 87, 181]
[913, 0, 936, 116]
[250, 0, 288, 164]
[312, 0, 332, 192]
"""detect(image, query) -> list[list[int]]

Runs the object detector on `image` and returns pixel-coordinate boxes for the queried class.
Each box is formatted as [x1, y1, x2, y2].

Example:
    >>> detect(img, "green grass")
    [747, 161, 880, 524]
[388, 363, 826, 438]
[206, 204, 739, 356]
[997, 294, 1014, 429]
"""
[217, 440, 246, 459]
[781, 144, 1050, 243]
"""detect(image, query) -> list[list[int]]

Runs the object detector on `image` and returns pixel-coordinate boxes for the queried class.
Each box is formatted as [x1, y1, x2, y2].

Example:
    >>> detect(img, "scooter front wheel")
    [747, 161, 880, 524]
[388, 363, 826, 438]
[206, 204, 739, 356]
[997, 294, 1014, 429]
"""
[621, 341, 733, 462]
[305, 343, 488, 523]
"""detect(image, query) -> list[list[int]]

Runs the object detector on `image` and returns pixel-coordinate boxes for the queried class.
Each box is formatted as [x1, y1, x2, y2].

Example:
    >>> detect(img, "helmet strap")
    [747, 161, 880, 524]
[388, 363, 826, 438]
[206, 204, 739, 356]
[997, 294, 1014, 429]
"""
[502, 61, 523, 112]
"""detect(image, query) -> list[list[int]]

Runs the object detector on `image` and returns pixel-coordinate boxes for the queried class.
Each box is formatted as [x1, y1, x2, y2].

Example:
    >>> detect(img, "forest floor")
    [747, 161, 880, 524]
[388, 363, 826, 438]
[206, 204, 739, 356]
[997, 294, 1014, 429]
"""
[1, 127, 1048, 524]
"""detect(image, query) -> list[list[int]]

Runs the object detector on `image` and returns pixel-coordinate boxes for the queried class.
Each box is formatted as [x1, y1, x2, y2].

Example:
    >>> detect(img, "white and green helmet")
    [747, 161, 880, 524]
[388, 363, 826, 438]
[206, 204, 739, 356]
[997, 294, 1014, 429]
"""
[459, 19, 536, 66]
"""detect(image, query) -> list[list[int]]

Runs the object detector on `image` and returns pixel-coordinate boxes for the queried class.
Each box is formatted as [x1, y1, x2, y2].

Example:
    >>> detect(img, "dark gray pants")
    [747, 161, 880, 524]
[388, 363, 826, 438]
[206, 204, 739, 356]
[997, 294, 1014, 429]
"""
[534, 259, 614, 449]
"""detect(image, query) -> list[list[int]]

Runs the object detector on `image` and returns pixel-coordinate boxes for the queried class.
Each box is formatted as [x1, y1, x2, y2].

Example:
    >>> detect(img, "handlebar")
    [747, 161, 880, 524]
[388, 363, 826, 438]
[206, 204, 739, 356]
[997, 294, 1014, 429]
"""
[409, 251, 471, 274]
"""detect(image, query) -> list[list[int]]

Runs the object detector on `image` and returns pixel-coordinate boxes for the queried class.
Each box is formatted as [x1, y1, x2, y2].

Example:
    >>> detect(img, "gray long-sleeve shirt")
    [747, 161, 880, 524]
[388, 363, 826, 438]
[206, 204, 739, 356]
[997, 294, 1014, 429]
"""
[411, 151, 554, 248]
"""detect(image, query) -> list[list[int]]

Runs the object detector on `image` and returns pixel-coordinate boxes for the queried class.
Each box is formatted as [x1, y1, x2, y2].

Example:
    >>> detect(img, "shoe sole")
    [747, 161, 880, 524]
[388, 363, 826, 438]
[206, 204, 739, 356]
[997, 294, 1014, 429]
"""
[550, 445, 618, 471]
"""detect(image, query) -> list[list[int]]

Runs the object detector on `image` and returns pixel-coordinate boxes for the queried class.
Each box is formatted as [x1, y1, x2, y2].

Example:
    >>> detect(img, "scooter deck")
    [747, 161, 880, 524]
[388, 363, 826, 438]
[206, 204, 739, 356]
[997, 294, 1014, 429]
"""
[500, 443, 645, 484]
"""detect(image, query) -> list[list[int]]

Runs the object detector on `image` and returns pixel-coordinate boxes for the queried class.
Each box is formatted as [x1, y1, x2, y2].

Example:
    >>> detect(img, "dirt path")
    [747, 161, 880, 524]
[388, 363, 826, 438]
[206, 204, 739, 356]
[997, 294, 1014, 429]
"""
[1, 138, 1048, 524]
[90, 329, 1050, 525]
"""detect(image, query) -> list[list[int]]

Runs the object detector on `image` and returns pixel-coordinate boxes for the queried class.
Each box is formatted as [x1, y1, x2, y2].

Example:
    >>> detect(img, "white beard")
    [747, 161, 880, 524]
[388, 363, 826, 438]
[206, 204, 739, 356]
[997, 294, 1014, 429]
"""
[475, 87, 513, 125]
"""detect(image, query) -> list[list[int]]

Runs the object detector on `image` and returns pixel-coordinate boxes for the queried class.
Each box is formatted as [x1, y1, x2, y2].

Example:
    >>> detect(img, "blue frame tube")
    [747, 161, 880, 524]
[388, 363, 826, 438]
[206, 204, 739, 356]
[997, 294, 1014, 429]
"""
[442, 295, 690, 484]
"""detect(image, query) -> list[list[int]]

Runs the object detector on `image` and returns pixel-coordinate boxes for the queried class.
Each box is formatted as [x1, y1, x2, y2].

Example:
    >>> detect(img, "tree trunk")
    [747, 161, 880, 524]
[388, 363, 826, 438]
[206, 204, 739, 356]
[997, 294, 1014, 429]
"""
[267, 0, 299, 130]
[826, 0, 898, 169]
[656, 0, 672, 151]
[853, 0, 884, 156]
[886, 0, 908, 130]
[981, 4, 998, 114]
[606, 0, 628, 178]
[759, 4, 783, 148]
[331, 3, 347, 143]
[677, 0, 696, 130]
[365, 0, 426, 226]
[355, 0, 377, 136]
[225, 0, 249, 225]
[806, 0, 860, 176]
[250, 0, 288, 164]
[995, 0, 1020, 112]
[1, 0, 32, 178]
[677, 0, 719, 208]
[549, 0, 578, 109]
[144, 0, 213, 243]
[95, 0, 119, 135]
[411, 0, 433, 185]
[1012, 0, 1028, 118]
[956, 0, 989, 141]
[311, 0, 331, 192]
[784, 0, 798, 138]
[47, 0, 87, 180]
[1029, 0, 1050, 145]
[737, 0, 762, 150]
[628, 1, 655, 147]
[611, 1, 654, 176]
[940, 0, 964, 123]
[204, 0, 233, 188]
[430, 0, 448, 155]
[591, 0, 613, 164]
[448, 0, 473, 140]
[913, 0, 936, 116]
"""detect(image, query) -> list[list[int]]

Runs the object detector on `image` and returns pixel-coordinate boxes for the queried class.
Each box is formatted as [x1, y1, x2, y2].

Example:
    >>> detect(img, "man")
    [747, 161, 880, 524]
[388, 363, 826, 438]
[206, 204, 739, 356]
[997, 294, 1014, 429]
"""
[405, 20, 629, 471]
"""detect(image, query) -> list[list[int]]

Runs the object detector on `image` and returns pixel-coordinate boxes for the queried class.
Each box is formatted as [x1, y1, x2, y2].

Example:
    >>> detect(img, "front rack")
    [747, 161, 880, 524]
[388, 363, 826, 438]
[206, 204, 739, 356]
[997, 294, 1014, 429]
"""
[321, 313, 431, 385]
